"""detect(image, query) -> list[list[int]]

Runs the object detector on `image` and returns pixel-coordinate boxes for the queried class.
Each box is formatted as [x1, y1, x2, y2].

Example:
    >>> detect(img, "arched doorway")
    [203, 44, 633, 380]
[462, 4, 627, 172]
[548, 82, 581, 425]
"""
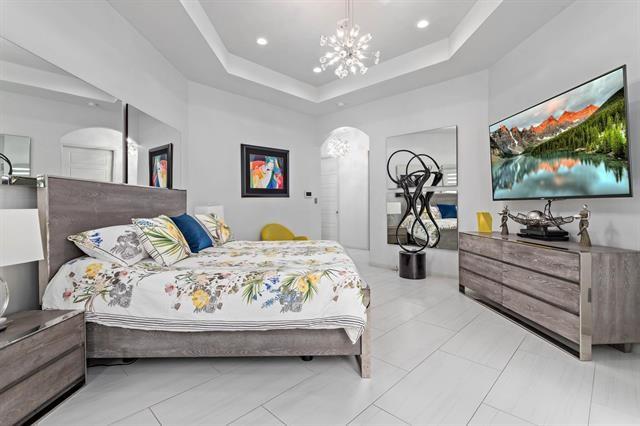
[60, 127, 124, 183]
[321, 127, 370, 249]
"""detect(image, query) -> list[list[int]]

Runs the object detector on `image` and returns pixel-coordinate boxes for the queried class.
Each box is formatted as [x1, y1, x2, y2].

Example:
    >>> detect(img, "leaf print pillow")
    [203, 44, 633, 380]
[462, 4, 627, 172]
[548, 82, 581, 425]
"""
[68, 225, 148, 266]
[195, 213, 233, 246]
[132, 215, 191, 266]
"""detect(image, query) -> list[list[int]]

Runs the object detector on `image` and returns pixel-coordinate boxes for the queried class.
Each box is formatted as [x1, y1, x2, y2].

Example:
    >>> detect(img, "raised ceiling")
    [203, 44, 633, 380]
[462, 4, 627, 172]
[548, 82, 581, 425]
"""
[201, 0, 476, 86]
[109, 0, 574, 115]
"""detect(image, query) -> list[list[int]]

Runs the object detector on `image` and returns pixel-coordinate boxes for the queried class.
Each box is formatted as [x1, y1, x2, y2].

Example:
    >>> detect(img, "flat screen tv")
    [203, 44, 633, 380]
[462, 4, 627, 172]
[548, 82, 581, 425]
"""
[490, 66, 631, 201]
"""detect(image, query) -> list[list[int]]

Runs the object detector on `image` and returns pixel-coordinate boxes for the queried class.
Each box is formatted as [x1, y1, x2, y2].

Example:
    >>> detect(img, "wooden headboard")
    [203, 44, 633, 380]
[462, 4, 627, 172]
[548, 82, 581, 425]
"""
[37, 176, 187, 301]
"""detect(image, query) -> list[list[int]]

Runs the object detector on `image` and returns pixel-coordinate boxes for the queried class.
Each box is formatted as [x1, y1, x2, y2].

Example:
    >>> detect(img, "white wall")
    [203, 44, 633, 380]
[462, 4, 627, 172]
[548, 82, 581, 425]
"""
[188, 82, 321, 241]
[0, 89, 122, 177]
[317, 71, 491, 277]
[321, 127, 370, 250]
[488, 0, 640, 250]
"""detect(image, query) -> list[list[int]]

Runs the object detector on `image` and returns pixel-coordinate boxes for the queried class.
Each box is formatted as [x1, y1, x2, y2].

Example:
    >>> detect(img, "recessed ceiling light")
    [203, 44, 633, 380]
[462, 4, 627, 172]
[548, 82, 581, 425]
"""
[416, 19, 429, 29]
[256, 37, 268, 46]
[313, 67, 322, 73]
[337, 102, 345, 107]
[87, 102, 98, 107]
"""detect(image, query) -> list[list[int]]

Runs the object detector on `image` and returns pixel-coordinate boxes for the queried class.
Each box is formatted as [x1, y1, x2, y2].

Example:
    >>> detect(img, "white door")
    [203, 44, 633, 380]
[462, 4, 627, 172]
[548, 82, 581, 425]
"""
[321, 157, 339, 241]
[62, 146, 114, 182]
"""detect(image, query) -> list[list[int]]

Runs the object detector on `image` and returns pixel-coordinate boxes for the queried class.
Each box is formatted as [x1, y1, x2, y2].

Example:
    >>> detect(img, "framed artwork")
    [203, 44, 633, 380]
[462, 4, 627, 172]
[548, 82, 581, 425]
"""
[148, 143, 173, 189]
[241, 144, 289, 197]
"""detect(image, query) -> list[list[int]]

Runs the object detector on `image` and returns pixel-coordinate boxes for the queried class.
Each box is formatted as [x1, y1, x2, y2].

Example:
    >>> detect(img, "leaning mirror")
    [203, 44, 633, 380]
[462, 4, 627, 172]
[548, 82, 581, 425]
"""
[0, 135, 30, 176]
[386, 126, 458, 250]
[0, 37, 124, 183]
[126, 106, 182, 188]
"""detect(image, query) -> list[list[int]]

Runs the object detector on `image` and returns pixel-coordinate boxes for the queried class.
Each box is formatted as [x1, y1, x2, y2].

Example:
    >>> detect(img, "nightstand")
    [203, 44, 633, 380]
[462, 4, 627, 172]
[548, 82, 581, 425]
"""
[0, 310, 85, 425]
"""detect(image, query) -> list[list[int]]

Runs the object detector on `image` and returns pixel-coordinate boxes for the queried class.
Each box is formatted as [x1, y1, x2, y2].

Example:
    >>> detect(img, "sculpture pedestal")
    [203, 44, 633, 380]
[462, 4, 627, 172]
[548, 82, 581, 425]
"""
[399, 251, 426, 279]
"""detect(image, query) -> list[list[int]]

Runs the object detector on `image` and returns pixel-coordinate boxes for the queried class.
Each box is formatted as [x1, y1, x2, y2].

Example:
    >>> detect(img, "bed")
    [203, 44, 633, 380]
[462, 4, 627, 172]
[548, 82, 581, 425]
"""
[37, 176, 371, 377]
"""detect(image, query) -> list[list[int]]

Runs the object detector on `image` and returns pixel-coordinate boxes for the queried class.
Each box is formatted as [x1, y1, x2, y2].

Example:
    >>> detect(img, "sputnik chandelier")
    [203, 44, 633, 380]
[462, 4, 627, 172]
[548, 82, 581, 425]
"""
[327, 136, 351, 158]
[318, 0, 380, 79]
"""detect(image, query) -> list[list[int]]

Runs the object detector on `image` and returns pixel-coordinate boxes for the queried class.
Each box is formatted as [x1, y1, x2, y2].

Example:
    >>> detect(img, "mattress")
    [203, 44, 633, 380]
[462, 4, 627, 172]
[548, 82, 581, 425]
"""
[42, 240, 368, 343]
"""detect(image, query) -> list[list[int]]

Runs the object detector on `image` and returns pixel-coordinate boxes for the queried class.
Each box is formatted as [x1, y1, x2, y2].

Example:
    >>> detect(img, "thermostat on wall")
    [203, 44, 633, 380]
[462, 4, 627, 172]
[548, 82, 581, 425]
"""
[304, 191, 313, 198]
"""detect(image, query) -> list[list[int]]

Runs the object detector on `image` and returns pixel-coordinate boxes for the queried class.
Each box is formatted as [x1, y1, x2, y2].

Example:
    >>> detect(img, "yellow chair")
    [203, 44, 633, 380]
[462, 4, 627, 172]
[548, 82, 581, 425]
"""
[260, 223, 309, 241]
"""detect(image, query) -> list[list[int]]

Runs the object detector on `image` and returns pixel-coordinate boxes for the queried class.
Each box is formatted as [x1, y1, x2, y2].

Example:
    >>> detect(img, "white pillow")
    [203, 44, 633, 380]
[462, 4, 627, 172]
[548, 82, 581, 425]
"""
[68, 225, 148, 266]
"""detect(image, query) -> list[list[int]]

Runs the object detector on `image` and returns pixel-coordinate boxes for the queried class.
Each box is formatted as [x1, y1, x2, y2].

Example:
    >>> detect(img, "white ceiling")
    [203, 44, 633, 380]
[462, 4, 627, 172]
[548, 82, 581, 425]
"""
[109, 0, 574, 115]
[0, 37, 120, 108]
[201, 0, 476, 86]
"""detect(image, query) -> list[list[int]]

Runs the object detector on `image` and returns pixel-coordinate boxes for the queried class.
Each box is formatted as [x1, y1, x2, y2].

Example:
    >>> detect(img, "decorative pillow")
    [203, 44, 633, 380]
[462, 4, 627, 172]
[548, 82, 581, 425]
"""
[195, 213, 233, 246]
[132, 215, 191, 266]
[437, 204, 458, 219]
[170, 213, 213, 253]
[68, 225, 148, 266]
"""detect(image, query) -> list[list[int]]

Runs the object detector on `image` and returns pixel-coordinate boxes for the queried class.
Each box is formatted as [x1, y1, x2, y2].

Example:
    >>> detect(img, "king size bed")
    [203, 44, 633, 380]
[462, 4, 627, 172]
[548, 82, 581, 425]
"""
[37, 176, 371, 377]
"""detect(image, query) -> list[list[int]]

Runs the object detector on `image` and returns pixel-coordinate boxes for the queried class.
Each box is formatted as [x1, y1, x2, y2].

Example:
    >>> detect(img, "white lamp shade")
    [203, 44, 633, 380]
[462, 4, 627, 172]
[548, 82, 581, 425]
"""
[386, 202, 402, 215]
[0, 209, 44, 267]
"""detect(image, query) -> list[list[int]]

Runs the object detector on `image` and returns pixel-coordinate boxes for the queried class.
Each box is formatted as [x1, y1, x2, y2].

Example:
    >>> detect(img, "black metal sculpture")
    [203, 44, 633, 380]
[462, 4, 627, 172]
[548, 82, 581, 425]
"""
[0, 152, 12, 175]
[387, 149, 442, 279]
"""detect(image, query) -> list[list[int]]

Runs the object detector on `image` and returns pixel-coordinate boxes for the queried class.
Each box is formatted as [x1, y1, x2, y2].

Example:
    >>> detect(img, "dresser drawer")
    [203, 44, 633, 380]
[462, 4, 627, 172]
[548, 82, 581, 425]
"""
[459, 250, 503, 281]
[503, 241, 580, 282]
[0, 347, 85, 425]
[503, 263, 580, 314]
[460, 269, 502, 304]
[459, 233, 502, 261]
[0, 313, 84, 390]
[502, 287, 579, 343]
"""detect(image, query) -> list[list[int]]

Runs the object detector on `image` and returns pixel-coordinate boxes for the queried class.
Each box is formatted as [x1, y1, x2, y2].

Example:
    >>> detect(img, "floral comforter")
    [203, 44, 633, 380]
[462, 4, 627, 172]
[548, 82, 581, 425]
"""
[42, 240, 368, 343]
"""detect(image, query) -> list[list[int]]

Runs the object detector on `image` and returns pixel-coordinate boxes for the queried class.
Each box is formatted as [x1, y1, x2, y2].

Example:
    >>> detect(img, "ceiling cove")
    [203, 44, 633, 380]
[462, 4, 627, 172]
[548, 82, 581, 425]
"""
[109, 0, 574, 114]
[178, 0, 500, 103]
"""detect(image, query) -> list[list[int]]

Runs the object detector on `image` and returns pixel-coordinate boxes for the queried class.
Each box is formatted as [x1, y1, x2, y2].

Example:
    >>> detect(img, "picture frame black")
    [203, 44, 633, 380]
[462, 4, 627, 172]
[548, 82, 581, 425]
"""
[488, 65, 632, 201]
[241, 144, 289, 198]
[148, 143, 173, 189]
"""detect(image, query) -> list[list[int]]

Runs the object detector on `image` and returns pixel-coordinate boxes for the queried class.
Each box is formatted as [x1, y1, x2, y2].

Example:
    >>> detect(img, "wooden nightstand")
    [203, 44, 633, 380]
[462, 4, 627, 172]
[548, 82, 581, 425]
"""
[0, 310, 85, 425]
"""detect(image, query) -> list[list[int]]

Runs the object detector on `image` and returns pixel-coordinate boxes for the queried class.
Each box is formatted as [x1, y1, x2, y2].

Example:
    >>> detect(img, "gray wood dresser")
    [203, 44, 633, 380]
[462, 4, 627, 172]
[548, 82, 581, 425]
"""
[459, 232, 640, 360]
[0, 310, 85, 425]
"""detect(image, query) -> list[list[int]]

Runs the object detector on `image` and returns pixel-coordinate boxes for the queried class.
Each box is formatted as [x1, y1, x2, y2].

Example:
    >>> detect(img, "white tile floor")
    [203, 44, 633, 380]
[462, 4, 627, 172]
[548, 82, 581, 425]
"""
[39, 249, 640, 426]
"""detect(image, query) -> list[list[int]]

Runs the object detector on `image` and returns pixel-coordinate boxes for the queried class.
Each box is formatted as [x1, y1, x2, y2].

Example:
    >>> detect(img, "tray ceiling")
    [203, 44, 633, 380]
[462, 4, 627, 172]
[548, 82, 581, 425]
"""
[108, 0, 573, 115]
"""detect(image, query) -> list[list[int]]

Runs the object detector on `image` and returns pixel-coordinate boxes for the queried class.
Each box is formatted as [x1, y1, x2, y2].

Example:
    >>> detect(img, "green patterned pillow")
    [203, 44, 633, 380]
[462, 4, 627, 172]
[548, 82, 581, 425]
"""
[195, 213, 233, 246]
[132, 215, 191, 266]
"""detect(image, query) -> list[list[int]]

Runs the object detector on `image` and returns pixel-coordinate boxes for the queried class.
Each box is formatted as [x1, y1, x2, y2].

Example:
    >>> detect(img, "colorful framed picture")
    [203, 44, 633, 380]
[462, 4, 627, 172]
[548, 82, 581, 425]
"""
[148, 143, 173, 189]
[241, 144, 289, 197]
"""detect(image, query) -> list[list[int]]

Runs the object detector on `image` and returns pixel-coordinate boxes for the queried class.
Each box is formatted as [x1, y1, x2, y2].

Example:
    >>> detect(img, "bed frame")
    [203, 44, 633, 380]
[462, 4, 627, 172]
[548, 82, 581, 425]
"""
[37, 176, 371, 377]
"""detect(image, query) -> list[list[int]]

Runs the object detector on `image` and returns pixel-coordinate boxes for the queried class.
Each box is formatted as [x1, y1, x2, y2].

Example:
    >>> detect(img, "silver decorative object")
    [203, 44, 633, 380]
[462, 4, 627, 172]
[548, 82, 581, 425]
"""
[508, 208, 576, 228]
[499, 206, 510, 236]
[576, 204, 592, 247]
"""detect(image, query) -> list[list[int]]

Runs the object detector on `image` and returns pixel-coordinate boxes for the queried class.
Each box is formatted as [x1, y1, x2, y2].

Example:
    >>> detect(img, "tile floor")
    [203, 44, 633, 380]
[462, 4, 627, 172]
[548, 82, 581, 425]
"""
[39, 249, 640, 425]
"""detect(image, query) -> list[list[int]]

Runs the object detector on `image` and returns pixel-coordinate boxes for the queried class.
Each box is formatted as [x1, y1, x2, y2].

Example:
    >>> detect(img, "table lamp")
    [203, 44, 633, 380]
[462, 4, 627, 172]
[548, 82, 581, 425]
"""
[0, 209, 44, 329]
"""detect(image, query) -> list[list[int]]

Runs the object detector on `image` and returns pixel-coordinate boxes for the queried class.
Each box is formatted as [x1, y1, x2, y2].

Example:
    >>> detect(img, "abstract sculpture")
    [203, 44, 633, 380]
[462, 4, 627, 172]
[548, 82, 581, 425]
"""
[577, 204, 592, 247]
[386, 149, 442, 279]
[0, 152, 12, 175]
[499, 206, 509, 236]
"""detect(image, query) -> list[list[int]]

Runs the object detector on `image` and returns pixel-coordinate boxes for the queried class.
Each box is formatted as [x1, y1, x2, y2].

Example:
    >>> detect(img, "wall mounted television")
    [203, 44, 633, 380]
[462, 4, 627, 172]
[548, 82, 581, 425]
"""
[490, 66, 631, 201]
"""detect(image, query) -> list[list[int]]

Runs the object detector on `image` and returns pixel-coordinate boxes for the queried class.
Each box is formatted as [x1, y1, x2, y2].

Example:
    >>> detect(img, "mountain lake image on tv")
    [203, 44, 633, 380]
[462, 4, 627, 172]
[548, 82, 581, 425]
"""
[490, 66, 631, 200]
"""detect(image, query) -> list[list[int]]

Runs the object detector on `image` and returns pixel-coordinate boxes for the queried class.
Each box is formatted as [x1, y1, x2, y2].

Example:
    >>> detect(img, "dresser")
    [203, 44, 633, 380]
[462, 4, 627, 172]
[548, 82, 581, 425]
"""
[459, 232, 640, 360]
[0, 310, 85, 425]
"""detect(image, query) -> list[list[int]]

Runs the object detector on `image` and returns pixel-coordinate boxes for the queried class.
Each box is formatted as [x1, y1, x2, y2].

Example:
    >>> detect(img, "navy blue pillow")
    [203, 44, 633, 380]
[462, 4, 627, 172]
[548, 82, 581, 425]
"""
[437, 204, 457, 219]
[170, 214, 213, 253]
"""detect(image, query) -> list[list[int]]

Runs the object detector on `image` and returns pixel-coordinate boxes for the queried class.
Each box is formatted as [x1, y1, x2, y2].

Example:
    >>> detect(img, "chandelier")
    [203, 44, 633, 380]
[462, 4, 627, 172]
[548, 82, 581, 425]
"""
[319, 0, 380, 79]
[327, 137, 351, 158]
